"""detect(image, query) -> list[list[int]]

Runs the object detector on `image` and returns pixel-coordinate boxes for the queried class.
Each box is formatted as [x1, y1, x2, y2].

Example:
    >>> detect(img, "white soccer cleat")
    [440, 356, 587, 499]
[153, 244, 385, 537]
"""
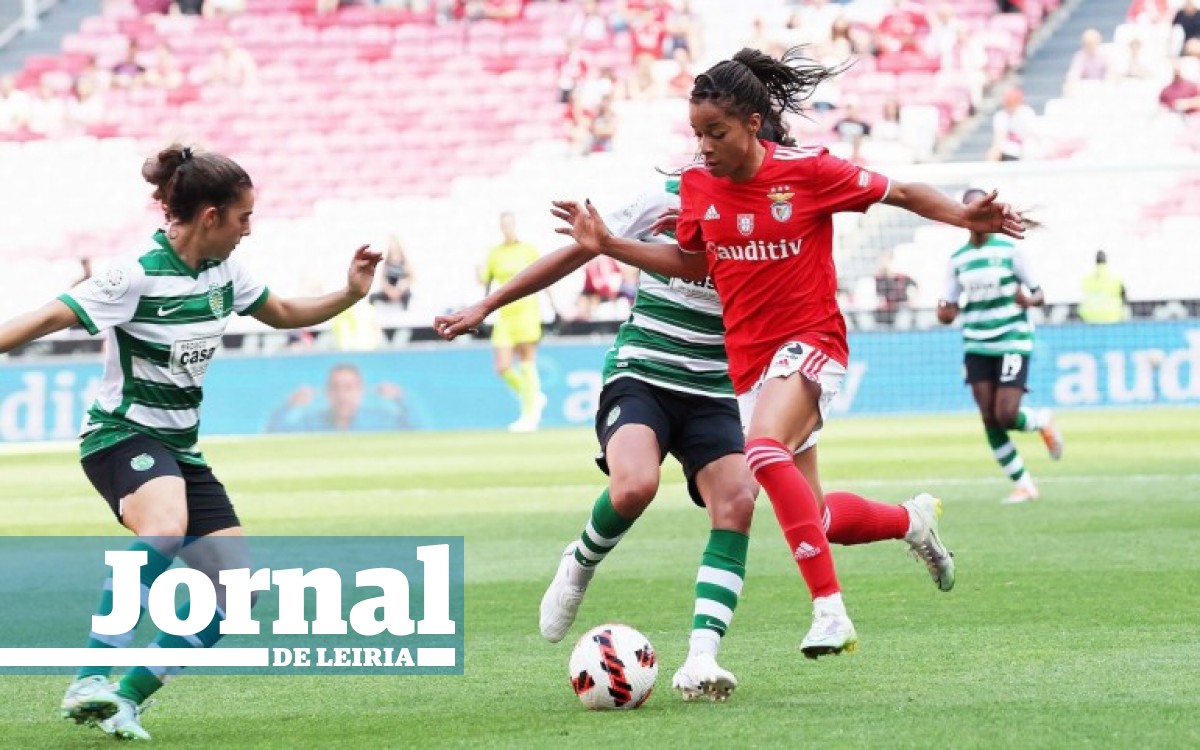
[1002, 477, 1039, 505]
[903, 493, 956, 592]
[800, 603, 858, 659]
[507, 418, 537, 433]
[98, 694, 152, 741]
[539, 544, 591, 643]
[671, 652, 738, 702]
[59, 675, 120, 725]
[1038, 409, 1064, 461]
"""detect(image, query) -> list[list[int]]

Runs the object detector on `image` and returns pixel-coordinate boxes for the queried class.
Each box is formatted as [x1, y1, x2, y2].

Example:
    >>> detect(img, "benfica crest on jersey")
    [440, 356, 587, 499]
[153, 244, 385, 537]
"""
[737, 214, 755, 236]
[767, 186, 794, 222]
[207, 282, 225, 318]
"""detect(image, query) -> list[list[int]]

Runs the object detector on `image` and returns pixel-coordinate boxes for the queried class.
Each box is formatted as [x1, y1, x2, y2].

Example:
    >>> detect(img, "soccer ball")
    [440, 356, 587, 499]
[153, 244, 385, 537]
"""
[568, 623, 657, 710]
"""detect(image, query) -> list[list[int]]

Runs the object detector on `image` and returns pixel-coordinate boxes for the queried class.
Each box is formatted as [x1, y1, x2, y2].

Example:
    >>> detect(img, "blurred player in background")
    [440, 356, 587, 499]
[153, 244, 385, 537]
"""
[938, 188, 1063, 504]
[553, 46, 1019, 659]
[0, 144, 380, 741]
[481, 211, 549, 432]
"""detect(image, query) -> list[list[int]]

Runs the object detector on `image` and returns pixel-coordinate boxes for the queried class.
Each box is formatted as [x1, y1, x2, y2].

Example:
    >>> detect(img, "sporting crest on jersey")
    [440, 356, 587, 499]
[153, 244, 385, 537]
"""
[767, 186, 793, 222]
[207, 282, 225, 317]
[737, 214, 755, 236]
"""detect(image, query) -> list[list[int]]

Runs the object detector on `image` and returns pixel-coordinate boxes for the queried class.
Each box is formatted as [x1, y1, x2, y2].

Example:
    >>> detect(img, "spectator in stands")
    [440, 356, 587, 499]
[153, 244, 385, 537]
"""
[630, 7, 668, 61]
[823, 18, 855, 61]
[664, 0, 701, 57]
[588, 94, 619, 152]
[988, 86, 1038, 161]
[745, 17, 777, 56]
[202, 37, 259, 90]
[877, 0, 932, 56]
[146, 43, 185, 90]
[874, 98, 903, 143]
[873, 251, 917, 326]
[666, 47, 695, 98]
[1119, 37, 1154, 80]
[1174, 0, 1200, 50]
[1078, 251, 1127, 324]
[797, 0, 842, 47]
[833, 100, 872, 163]
[27, 76, 68, 137]
[111, 40, 148, 89]
[0, 74, 32, 134]
[628, 52, 659, 99]
[575, 255, 625, 321]
[944, 21, 989, 109]
[580, 66, 626, 109]
[569, 0, 612, 48]
[267, 363, 414, 433]
[557, 37, 589, 103]
[1159, 60, 1200, 113]
[331, 297, 383, 351]
[1063, 29, 1111, 95]
[66, 75, 107, 133]
[370, 235, 415, 310]
[563, 88, 593, 154]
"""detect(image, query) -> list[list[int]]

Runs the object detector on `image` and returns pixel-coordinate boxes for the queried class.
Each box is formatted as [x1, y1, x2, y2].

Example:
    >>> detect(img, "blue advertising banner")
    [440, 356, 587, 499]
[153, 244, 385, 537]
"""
[0, 321, 1195, 443]
[0, 536, 464, 676]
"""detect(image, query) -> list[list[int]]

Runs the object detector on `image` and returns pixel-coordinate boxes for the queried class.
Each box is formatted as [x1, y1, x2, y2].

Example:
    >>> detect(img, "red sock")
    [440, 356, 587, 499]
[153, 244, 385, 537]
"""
[745, 437, 840, 599]
[823, 491, 911, 546]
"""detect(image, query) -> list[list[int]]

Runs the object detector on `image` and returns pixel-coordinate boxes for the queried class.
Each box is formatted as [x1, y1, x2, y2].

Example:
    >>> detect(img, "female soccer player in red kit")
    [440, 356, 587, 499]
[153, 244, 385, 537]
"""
[554, 47, 1024, 658]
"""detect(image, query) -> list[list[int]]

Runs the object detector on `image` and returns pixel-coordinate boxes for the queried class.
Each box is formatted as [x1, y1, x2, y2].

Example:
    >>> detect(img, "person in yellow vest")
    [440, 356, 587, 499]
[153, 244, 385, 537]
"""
[482, 211, 548, 432]
[1078, 250, 1126, 324]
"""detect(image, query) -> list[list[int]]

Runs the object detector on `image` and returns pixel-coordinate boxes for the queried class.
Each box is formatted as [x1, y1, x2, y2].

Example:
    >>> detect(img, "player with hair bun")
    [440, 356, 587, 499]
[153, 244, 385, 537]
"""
[554, 47, 1024, 659]
[0, 143, 381, 741]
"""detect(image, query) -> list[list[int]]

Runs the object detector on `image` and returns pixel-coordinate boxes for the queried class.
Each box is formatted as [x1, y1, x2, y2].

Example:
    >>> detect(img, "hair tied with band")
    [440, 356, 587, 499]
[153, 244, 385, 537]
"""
[181, 146, 194, 162]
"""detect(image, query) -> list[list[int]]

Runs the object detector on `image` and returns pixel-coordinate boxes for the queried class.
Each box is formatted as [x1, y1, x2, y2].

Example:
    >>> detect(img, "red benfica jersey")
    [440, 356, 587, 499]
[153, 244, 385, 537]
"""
[676, 142, 889, 394]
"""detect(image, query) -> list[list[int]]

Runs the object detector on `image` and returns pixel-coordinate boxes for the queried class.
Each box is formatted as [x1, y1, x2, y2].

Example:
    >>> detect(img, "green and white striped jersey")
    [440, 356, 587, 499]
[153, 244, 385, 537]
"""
[601, 179, 733, 397]
[58, 230, 269, 465]
[942, 235, 1038, 356]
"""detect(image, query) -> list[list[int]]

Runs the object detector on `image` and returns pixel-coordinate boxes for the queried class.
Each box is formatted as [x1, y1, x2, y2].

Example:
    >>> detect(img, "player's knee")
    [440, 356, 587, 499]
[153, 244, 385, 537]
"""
[709, 483, 756, 533]
[996, 406, 1020, 429]
[609, 473, 659, 517]
[134, 518, 188, 539]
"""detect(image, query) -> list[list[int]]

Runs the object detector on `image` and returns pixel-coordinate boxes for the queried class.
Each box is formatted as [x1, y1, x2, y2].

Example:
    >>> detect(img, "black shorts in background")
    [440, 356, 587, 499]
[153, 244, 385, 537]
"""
[81, 435, 240, 538]
[594, 377, 744, 507]
[964, 352, 1030, 390]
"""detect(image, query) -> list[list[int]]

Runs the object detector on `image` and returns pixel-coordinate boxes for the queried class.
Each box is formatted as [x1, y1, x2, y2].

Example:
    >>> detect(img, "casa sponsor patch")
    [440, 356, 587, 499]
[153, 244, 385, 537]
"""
[171, 335, 222, 377]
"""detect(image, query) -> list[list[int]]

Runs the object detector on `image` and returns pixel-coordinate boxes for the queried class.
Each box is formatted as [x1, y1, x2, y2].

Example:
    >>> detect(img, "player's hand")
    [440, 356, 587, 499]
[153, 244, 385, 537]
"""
[434, 303, 487, 340]
[649, 207, 679, 236]
[346, 245, 383, 298]
[964, 189, 1025, 240]
[1015, 287, 1034, 308]
[551, 200, 612, 254]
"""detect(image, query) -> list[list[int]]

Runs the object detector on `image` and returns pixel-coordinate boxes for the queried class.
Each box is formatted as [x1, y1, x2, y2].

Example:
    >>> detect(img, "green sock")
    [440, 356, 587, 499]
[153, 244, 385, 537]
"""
[77, 540, 174, 680]
[117, 602, 225, 705]
[518, 361, 542, 417]
[690, 529, 748, 657]
[572, 489, 637, 568]
[1014, 407, 1042, 432]
[499, 367, 524, 397]
[986, 426, 1026, 482]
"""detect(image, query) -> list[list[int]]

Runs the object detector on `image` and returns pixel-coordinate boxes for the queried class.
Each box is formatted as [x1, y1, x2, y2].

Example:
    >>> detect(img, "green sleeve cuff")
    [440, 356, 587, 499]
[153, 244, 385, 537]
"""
[240, 287, 270, 316]
[57, 294, 98, 335]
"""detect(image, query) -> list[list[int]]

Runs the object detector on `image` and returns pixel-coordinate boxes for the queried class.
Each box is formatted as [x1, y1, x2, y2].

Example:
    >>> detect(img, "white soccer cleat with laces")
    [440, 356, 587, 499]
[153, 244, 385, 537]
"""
[671, 652, 738, 702]
[538, 544, 592, 643]
[903, 493, 956, 592]
[98, 694, 152, 741]
[800, 602, 858, 659]
[1002, 476, 1039, 505]
[59, 675, 120, 725]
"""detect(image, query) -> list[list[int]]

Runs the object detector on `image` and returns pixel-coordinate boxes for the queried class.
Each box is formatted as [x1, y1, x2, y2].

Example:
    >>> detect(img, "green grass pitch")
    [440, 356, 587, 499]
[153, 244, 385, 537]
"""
[1, 408, 1197, 748]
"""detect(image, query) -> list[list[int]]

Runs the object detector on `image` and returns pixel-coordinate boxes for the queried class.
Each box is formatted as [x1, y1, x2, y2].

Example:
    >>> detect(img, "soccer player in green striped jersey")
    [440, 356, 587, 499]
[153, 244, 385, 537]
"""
[938, 188, 1064, 505]
[0, 144, 382, 741]
[437, 175, 956, 700]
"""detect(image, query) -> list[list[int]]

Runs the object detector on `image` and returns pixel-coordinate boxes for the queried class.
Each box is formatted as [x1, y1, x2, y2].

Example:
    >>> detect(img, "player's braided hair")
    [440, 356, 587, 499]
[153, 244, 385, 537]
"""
[143, 144, 253, 223]
[691, 47, 847, 147]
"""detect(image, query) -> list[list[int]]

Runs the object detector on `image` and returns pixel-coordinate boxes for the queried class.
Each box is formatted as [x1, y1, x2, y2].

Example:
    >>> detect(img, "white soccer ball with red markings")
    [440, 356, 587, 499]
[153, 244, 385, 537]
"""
[568, 623, 657, 710]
